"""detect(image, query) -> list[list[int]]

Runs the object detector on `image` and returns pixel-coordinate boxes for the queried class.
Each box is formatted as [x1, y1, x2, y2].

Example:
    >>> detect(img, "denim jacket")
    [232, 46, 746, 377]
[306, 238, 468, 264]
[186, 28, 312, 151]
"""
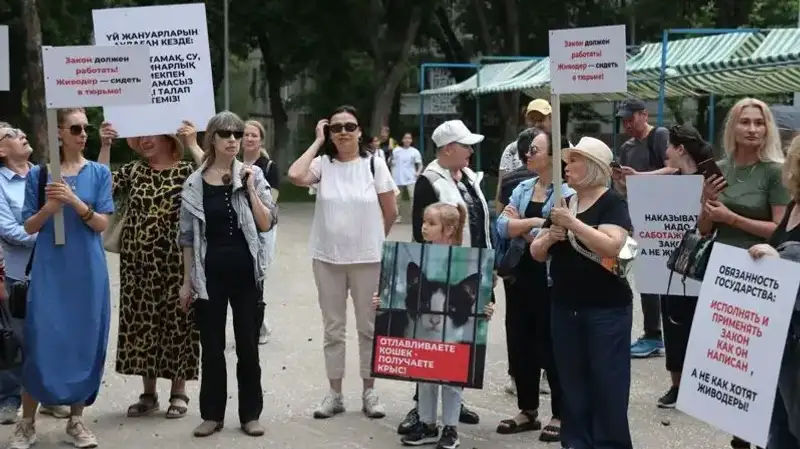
[495, 177, 575, 239]
[178, 159, 278, 300]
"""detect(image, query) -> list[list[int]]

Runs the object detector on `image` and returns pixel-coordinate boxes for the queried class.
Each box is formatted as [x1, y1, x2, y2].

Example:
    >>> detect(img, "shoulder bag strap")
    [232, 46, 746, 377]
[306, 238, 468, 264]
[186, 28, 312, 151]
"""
[24, 164, 49, 278]
[566, 196, 604, 264]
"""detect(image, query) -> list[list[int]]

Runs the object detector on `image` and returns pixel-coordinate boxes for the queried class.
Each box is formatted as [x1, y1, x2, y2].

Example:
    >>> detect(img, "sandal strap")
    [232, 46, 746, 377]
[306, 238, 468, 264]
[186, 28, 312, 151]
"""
[521, 409, 539, 421]
[138, 393, 158, 401]
[169, 393, 190, 403]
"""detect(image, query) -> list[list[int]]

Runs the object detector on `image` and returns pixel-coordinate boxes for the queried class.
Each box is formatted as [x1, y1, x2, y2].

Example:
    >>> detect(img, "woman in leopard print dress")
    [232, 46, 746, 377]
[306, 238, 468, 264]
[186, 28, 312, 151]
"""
[97, 121, 204, 419]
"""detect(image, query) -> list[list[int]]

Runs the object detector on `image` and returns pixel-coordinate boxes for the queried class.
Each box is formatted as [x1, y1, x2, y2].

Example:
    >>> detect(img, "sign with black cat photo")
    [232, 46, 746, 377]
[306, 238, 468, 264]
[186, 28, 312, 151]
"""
[371, 242, 494, 389]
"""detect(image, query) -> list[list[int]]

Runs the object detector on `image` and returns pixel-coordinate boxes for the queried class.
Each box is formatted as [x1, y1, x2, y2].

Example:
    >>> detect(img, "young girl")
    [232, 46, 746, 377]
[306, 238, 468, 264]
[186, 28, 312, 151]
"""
[374, 202, 494, 449]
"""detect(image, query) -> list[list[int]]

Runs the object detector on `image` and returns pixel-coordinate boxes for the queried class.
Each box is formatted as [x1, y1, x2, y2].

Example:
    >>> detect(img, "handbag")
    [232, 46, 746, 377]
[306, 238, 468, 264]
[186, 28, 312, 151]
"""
[566, 195, 638, 279]
[8, 164, 48, 320]
[0, 301, 23, 371]
[103, 161, 140, 253]
[666, 227, 717, 283]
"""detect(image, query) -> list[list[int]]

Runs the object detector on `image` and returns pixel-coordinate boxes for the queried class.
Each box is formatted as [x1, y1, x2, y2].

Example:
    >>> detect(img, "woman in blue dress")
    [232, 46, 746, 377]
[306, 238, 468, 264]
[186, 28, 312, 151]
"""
[8, 108, 114, 449]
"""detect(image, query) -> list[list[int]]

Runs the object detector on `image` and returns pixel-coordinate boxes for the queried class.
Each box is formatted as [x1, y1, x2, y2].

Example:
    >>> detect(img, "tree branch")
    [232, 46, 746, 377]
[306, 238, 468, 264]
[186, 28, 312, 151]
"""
[22, 0, 47, 163]
[367, 0, 384, 68]
[472, 0, 493, 54]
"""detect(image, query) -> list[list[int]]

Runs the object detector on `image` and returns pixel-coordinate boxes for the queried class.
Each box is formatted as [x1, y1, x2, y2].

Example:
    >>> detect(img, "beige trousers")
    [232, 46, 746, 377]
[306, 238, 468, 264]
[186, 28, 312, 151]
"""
[312, 259, 381, 379]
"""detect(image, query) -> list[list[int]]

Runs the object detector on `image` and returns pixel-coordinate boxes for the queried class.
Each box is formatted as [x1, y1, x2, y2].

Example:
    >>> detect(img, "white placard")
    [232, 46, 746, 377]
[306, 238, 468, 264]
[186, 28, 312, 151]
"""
[677, 243, 800, 447]
[92, 3, 214, 137]
[548, 25, 627, 94]
[0, 25, 8, 91]
[42, 45, 151, 108]
[627, 175, 704, 295]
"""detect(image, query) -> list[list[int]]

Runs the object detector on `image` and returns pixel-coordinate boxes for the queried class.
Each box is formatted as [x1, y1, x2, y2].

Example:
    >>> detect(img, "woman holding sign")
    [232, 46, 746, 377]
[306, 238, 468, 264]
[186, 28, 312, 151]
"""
[530, 137, 634, 449]
[696, 98, 790, 449]
[96, 121, 203, 422]
[655, 125, 714, 409]
[495, 130, 572, 441]
[9, 108, 113, 449]
[746, 136, 800, 449]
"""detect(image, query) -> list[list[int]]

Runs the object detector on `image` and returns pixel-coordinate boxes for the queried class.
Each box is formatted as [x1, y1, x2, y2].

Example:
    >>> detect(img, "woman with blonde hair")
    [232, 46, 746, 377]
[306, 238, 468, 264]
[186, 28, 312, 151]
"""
[698, 97, 791, 449]
[178, 111, 277, 437]
[10, 108, 113, 449]
[97, 121, 203, 421]
[241, 119, 281, 344]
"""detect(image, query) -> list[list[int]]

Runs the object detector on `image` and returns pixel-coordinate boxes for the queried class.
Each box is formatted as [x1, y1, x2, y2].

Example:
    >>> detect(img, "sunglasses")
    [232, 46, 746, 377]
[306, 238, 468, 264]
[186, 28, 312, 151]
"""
[216, 129, 244, 139]
[0, 128, 22, 143]
[62, 124, 93, 136]
[328, 123, 359, 134]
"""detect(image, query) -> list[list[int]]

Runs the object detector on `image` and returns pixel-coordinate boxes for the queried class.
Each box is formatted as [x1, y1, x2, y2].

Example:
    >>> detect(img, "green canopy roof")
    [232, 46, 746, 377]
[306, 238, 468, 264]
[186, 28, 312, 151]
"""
[419, 60, 537, 96]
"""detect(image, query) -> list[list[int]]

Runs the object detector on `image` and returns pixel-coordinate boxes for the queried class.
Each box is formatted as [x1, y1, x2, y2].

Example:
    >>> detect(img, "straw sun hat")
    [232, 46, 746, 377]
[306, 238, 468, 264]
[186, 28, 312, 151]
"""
[561, 136, 614, 176]
[126, 134, 184, 160]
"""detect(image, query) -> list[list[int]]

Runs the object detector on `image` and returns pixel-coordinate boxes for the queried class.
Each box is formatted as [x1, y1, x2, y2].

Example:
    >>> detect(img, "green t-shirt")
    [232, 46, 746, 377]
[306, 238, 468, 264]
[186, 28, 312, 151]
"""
[715, 159, 790, 249]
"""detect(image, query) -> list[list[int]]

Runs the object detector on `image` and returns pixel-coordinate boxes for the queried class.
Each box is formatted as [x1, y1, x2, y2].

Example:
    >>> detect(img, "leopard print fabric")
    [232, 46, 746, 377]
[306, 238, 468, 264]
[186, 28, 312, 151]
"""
[113, 160, 200, 380]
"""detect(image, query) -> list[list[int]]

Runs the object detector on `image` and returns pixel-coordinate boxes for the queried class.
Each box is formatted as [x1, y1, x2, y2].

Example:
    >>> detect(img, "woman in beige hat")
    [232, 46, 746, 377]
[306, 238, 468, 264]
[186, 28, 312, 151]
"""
[530, 136, 634, 449]
[96, 122, 203, 420]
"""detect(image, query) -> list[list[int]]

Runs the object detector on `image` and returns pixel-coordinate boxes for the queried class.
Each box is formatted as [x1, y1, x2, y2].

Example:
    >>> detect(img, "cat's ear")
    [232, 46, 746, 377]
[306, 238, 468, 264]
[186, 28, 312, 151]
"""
[407, 262, 422, 286]
[458, 273, 481, 302]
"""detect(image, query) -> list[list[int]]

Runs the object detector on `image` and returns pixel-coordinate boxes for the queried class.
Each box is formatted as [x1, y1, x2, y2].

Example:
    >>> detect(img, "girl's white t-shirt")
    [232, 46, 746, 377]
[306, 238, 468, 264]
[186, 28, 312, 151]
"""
[308, 155, 397, 264]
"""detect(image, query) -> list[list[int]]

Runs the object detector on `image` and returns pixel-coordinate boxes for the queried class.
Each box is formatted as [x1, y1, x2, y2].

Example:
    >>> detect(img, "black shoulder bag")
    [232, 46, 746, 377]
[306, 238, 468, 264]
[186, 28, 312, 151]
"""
[0, 299, 23, 370]
[8, 164, 48, 319]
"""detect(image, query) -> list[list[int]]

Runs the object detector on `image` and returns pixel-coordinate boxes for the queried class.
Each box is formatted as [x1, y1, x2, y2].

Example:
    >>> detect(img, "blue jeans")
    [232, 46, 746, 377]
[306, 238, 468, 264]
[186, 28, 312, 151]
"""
[551, 303, 633, 449]
[417, 382, 462, 427]
[0, 278, 22, 409]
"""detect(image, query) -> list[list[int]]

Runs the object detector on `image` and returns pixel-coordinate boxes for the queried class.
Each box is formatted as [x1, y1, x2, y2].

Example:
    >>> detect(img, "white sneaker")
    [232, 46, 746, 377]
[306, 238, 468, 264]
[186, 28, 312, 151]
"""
[0, 405, 19, 425]
[361, 388, 385, 419]
[65, 417, 98, 448]
[504, 377, 517, 396]
[8, 418, 35, 449]
[312, 390, 345, 419]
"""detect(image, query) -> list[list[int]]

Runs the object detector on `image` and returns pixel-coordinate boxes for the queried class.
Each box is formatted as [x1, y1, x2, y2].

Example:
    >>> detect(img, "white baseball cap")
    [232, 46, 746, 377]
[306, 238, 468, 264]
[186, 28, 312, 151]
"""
[431, 120, 485, 148]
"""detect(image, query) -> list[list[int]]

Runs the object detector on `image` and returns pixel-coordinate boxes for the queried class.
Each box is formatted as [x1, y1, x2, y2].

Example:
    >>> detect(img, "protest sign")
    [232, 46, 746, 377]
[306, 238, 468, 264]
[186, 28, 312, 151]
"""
[371, 242, 494, 389]
[92, 3, 214, 137]
[42, 45, 151, 108]
[677, 243, 800, 447]
[548, 24, 627, 95]
[627, 174, 703, 295]
[0, 26, 8, 91]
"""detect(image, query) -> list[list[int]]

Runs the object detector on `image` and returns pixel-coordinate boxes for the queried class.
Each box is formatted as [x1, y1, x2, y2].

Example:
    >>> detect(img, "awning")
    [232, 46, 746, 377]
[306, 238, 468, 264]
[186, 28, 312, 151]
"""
[471, 58, 549, 95]
[419, 60, 536, 96]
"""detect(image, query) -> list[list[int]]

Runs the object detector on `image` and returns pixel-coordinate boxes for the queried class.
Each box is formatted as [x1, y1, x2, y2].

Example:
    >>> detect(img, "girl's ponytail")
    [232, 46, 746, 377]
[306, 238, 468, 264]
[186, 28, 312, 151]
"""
[453, 203, 467, 245]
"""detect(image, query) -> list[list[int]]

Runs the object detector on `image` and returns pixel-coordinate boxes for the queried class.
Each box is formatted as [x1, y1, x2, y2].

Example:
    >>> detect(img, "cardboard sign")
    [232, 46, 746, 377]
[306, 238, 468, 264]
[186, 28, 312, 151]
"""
[42, 45, 151, 108]
[92, 3, 214, 137]
[549, 25, 627, 94]
[677, 243, 800, 447]
[371, 242, 494, 389]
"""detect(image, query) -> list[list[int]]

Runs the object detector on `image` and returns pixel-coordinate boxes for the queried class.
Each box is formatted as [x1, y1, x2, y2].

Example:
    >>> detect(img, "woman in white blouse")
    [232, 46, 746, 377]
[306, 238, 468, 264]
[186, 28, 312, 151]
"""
[288, 105, 397, 420]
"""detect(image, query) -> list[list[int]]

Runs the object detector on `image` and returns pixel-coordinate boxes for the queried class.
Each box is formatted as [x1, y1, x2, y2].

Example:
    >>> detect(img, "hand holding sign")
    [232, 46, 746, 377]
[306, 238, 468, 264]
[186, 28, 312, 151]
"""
[177, 120, 198, 147]
[45, 182, 79, 207]
[748, 244, 780, 260]
[99, 122, 118, 148]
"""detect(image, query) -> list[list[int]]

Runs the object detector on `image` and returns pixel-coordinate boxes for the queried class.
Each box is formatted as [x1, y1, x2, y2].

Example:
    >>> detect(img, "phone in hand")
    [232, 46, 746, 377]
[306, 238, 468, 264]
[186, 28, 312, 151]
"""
[610, 160, 621, 169]
[698, 158, 726, 185]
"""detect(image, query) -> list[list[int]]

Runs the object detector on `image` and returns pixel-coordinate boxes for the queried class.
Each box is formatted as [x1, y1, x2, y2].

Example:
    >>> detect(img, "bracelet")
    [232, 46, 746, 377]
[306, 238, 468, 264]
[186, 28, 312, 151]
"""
[81, 207, 95, 221]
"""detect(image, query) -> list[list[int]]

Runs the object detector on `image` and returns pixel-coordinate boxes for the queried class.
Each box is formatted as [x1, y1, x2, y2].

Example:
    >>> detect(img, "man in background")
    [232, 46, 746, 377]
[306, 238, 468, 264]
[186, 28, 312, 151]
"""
[612, 98, 677, 359]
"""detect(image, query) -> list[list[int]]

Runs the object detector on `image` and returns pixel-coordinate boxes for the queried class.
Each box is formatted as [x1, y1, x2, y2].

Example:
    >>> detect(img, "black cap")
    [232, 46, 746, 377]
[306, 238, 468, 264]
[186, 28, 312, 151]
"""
[616, 99, 647, 118]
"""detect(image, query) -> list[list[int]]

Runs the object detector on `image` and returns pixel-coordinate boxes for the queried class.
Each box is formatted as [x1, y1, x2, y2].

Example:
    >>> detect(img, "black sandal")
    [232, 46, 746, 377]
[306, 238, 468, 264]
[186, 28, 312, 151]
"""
[496, 410, 541, 434]
[539, 421, 561, 442]
[127, 393, 159, 417]
[166, 393, 190, 419]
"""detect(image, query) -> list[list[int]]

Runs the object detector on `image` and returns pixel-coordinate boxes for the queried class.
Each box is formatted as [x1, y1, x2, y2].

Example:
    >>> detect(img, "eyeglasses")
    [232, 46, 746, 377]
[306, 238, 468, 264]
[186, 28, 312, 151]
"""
[216, 129, 244, 139]
[61, 124, 93, 136]
[328, 123, 359, 134]
[0, 128, 22, 143]
[527, 144, 546, 155]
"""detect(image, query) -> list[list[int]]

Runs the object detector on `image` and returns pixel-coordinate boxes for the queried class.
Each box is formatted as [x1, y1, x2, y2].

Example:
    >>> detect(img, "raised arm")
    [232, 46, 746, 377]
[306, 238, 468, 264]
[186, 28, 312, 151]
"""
[288, 119, 327, 187]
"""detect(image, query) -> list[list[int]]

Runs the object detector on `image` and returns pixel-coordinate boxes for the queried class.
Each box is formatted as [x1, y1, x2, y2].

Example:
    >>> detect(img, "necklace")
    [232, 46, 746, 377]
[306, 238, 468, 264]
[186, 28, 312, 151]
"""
[213, 167, 232, 185]
[731, 163, 757, 184]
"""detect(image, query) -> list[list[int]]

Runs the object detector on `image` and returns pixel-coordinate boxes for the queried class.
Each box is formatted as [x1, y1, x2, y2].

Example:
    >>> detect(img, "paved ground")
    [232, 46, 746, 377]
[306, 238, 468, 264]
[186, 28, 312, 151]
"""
[0, 203, 732, 448]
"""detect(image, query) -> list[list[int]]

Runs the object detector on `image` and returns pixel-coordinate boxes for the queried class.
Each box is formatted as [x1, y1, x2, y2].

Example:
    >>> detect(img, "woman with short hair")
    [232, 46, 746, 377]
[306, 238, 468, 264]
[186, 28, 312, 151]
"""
[531, 136, 634, 449]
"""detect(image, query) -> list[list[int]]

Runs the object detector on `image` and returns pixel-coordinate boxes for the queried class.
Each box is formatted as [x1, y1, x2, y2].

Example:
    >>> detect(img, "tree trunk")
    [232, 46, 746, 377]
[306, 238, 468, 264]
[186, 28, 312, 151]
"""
[256, 31, 289, 164]
[472, 0, 512, 130]
[22, 0, 47, 164]
[502, 0, 521, 142]
[369, 6, 423, 137]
